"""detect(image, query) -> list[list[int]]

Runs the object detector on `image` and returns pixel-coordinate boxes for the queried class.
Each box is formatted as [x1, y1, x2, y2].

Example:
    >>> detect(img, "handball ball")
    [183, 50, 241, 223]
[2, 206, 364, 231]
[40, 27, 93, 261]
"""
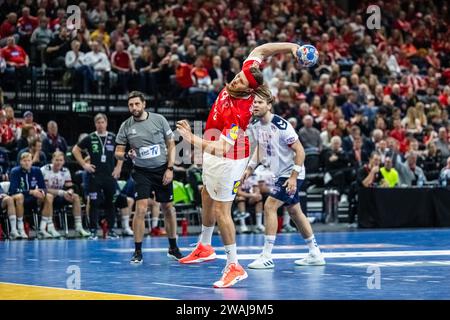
[296, 44, 319, 67]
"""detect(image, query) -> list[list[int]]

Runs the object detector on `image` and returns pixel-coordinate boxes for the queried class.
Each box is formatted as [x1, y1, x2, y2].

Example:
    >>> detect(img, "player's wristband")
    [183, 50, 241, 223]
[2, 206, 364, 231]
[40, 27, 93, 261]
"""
[58, 190, 64, 197]
[248, 160, 258, 170]
[292, 165, 302, 173]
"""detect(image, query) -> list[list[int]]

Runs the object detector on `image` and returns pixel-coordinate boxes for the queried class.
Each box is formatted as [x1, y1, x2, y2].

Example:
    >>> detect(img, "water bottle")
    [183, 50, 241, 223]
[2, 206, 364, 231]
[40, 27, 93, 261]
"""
[441, 171, 448, 187]
[417, 175, 424, 187]
[181, 218, 188, 236]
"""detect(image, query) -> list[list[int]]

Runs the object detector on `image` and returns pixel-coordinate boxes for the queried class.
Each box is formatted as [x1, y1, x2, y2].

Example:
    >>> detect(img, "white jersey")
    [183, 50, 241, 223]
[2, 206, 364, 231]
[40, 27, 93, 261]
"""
[248, 114, 306, 180]
[41, 164, 72, 190]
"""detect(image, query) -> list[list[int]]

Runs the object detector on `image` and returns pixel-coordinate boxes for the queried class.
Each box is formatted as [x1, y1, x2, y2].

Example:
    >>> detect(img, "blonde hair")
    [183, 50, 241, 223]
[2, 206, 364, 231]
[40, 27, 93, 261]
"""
[20, 152, 32, 161]
[52, 151, 65, 160]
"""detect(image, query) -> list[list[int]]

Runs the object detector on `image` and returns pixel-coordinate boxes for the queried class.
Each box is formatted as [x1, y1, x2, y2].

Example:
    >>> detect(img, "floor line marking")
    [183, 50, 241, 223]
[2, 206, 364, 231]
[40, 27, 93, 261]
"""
[152, 282, 213, 290]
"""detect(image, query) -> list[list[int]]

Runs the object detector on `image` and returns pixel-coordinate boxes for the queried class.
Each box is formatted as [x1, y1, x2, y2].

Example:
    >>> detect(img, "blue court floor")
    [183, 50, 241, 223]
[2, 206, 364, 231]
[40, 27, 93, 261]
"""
[1, 229, 450, 300]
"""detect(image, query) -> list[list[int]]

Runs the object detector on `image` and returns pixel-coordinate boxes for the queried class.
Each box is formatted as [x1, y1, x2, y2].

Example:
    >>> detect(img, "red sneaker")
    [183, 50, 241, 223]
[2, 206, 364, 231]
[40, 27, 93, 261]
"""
[150, 227, 166, 236]
[213, 263, 248, 288]
[179, 242, 216, 264]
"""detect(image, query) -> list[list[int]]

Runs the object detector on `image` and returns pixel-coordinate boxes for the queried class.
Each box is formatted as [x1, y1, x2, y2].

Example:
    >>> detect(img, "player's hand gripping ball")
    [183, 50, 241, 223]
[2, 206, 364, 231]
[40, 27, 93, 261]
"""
[296, 44, 319, 67]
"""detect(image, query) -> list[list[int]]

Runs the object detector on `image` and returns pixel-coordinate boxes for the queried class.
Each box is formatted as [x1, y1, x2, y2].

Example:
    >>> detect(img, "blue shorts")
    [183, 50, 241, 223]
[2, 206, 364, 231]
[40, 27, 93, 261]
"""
[269, 177, 304, 206]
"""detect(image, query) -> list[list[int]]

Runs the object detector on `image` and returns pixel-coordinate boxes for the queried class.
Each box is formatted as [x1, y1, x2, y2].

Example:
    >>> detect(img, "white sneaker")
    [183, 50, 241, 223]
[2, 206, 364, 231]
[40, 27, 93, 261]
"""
[38, 230, 53, 239]
[339, 194, 348, 204]
[18, 229, 28, 239]
[281, 224, 296, 233]
[294, 252, 326, 266]
[9, 230, 19, 240]
[239, 225, 249, 234]
[47, 229, 61, 238]
[253, 225, 265, 234]
[248, 254, 275, 269]
[122, 228, 134, 236]
[76, 228, 91, 237]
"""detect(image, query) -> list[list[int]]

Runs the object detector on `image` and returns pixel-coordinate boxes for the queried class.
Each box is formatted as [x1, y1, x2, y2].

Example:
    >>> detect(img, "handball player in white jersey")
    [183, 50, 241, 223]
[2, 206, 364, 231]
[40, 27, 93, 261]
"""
[242, 95, 326, 269]
[176, 42, 301, 288]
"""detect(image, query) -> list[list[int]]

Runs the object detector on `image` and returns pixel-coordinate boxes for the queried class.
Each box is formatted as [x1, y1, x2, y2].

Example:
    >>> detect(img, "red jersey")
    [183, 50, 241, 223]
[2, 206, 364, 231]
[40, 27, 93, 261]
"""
[112, 51, 131, 70]
[1, 45, 27, 65]
[204, 57, 261, 160]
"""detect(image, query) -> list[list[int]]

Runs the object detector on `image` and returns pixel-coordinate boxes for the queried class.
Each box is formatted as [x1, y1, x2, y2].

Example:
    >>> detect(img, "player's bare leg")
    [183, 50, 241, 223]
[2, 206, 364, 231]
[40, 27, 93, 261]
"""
[212, 198, 247, 288]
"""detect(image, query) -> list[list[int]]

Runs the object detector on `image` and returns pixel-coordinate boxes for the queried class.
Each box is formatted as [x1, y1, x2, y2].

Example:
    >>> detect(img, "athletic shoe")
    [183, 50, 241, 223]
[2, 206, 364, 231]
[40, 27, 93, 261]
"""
[253, 225, 265, 234]
[232, 210, 250, 221]
[238, 224, 250, 234]
[150, 227, 166, 236]
[281, 224, 296, 233]
[18, 230, 28, 239]
[88, 229, 98, 240]
[107, 230, 120, 239]
[294, 252, 326, 266]
[9, 230, 19, 240]
[38, 230, 53, 239]
[48, 229, 61, 238]
[213, 263, 248, 288]
[122, 228, 134, 236]
[248, 254, 275, 269]
[76, 228, 91, 238]
[167, 247, 184, 260]
[179, 242, 216, 264]
[130, 251, 143, 264]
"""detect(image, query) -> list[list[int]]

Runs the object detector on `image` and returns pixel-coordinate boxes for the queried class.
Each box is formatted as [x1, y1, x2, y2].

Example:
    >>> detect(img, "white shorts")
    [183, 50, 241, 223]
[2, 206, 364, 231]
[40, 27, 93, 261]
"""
[202, 153, 249, 202]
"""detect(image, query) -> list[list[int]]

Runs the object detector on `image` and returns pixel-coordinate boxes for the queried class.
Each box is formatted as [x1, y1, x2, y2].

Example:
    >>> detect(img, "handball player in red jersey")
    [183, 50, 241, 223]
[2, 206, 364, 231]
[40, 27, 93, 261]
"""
[176, 42, 301, 288]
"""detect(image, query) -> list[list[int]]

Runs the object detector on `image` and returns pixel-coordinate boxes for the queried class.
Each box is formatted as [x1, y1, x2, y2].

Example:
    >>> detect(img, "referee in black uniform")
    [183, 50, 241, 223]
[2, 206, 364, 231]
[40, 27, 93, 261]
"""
[73, 113, 123, 239]
[115, 91, 183, 263]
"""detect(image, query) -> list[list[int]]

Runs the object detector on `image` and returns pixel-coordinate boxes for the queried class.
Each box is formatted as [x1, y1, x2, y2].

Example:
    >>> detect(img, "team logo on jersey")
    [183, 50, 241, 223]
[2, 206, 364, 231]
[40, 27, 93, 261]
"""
[227, 124, 239, 141]
[232, 180, 241, 195]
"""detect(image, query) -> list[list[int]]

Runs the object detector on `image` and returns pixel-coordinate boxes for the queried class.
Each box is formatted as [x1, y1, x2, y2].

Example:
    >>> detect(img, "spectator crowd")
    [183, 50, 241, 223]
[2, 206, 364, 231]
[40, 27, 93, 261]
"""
[0, 0, 450, 231]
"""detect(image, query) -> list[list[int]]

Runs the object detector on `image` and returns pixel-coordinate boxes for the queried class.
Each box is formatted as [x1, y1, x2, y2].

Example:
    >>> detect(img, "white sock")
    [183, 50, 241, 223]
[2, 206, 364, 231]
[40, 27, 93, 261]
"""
[9, 215, 17, 233]
[283, 211, 290, 226]
[40, 216, 49, 231]
[47, 220, 56, 232]
[239, 218, 247, 227]
[17, 217, 24, 231]
[305, 235, 321, 255]
[224, 243, 238, 265]
[122, 215, 130, 230]
[199, 225, 214, 245]
[256, 212, 263, 226]
[151, 217, 159, 228]
[262, 235, 276, 257]
[74, 216, 83, 230]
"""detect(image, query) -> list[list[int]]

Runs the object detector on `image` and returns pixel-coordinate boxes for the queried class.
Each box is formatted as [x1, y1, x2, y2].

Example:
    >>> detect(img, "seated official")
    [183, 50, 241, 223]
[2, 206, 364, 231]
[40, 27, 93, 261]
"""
[9, 152, 60, 239]
[380, 156, 399, 188]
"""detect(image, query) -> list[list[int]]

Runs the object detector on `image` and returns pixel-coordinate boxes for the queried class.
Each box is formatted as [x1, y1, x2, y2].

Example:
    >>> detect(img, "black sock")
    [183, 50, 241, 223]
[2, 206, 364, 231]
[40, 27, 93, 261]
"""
[168, 238, 177, 249]
[135, 242, 142, 252]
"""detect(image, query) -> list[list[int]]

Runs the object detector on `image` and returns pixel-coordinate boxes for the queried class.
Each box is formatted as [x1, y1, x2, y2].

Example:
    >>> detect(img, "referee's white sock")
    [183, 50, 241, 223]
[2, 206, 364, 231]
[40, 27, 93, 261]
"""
[224, 243, 238, 265]
[8, 215, 17, 233]
[262, 235, 276, 257]
[199, 225, 214, 245]
[305, 235, 321, 255]
[40, 216, 49, 231]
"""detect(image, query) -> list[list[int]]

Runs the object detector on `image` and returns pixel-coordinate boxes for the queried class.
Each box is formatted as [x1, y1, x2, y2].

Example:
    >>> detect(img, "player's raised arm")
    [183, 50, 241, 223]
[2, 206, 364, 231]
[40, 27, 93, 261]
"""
[248, 42, 300, 62]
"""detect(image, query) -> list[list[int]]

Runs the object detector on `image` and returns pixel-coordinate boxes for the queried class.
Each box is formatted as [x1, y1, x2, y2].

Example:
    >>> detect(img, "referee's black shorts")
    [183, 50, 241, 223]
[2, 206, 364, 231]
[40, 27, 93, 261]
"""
[131, 164, 174, 203]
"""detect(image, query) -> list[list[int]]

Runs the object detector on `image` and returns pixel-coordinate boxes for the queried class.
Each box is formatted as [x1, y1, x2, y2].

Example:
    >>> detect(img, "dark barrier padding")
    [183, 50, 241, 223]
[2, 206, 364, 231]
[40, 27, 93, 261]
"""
[358, 188, 450, 228]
